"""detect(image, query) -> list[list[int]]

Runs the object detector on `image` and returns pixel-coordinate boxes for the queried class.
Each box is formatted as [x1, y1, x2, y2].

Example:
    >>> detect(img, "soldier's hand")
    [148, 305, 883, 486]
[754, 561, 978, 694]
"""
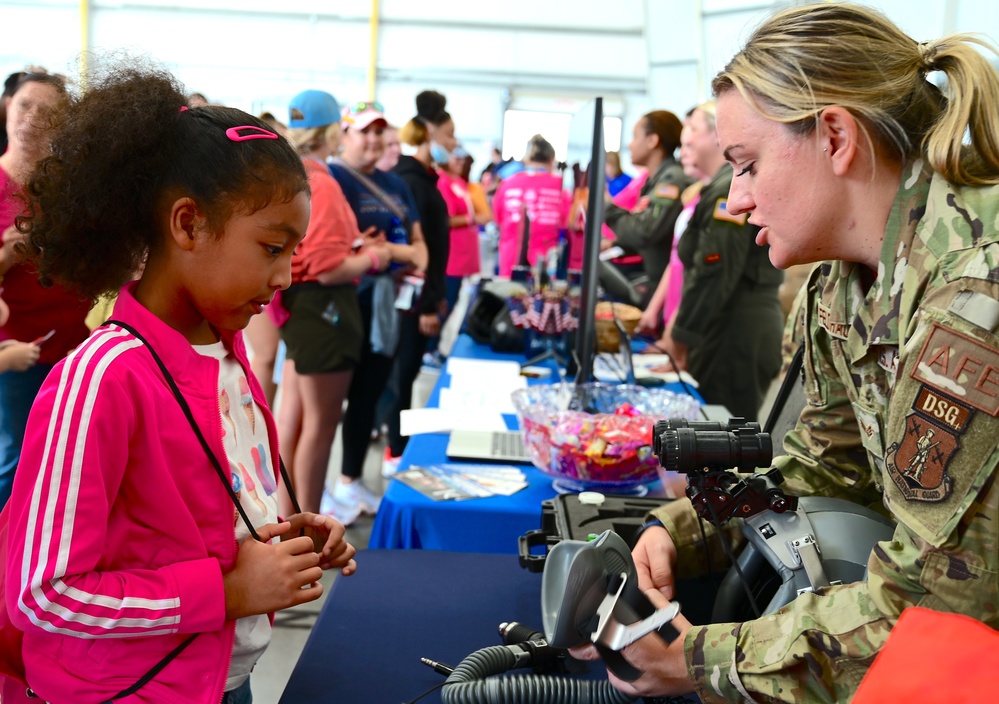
[633, 524, 678, 600]
[569, 588, 694, 698]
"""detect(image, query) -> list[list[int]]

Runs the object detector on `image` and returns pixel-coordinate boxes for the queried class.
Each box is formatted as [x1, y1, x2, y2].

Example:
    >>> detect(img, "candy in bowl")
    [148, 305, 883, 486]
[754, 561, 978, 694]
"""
[511, 382, 701, 495]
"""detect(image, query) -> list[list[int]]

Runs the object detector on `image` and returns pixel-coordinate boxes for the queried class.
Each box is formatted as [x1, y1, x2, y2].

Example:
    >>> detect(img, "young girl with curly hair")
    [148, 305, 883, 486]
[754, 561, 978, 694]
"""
[1, 65, 356, 703]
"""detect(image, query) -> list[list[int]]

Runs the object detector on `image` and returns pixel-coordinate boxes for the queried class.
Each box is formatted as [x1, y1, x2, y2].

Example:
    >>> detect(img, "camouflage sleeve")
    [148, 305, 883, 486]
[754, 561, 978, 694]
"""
[604, 177, 684, 252]
[648, 497, 744, 578]
[686, 279, 999, 703]
[671, 213, 755, 348]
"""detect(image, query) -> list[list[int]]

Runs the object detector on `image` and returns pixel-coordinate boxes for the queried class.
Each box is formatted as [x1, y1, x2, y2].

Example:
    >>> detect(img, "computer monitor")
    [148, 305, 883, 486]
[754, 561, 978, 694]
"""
[564, 98, 606, 384]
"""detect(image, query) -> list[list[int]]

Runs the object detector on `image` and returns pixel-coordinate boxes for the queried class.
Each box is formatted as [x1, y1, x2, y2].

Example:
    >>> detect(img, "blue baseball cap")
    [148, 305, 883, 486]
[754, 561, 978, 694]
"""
[288, 90, 341, 129]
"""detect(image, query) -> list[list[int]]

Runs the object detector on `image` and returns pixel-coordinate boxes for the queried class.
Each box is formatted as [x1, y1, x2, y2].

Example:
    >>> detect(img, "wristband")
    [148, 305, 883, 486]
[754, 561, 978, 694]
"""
[631, 518, 665, 548]
[365, 249, 381, 274]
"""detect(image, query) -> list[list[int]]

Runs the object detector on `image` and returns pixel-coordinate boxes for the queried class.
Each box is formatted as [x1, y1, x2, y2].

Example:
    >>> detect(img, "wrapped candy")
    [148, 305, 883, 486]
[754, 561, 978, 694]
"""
[513, 382, 702, 492]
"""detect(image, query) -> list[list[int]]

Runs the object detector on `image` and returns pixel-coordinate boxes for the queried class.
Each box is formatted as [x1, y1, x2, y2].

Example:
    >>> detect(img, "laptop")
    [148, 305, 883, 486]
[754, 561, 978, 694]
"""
[445, 429, 533, 463]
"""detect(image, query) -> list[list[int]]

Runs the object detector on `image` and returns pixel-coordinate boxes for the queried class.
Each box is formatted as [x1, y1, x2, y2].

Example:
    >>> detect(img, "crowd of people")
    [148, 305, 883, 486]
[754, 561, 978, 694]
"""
[1, 2, 998, 701]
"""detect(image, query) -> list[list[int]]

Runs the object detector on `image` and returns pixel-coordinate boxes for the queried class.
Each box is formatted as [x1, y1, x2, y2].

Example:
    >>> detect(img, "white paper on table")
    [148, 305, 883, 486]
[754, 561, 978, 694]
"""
[438, 384, 524, 414]
[400, 407, 508, 436]
[446, 358, 524, 389]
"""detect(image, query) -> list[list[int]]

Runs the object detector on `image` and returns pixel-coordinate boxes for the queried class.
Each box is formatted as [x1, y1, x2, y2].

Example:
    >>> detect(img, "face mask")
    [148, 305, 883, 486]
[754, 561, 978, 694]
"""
[430, 142, 451, 165]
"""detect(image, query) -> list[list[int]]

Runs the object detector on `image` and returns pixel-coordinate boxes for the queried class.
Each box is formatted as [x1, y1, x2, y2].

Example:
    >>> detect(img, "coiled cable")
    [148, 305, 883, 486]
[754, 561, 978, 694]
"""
[440, 644, 635, 704]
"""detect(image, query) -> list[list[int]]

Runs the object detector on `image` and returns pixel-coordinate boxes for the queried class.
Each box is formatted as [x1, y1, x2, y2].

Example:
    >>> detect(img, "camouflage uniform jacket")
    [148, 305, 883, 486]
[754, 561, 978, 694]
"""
[653, 159, 999, 702]
[604, 157, 692, 288]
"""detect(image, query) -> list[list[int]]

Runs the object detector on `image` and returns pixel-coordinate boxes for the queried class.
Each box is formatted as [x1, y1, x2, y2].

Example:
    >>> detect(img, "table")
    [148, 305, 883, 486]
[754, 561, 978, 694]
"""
[368, 335, 699, 554]
[278, 549, 599, 704]
[278, 549, 720, 704]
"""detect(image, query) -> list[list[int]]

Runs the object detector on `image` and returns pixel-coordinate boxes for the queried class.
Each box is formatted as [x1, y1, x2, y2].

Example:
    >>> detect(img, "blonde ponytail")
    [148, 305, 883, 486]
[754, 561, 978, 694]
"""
[921, 34, 999, 185]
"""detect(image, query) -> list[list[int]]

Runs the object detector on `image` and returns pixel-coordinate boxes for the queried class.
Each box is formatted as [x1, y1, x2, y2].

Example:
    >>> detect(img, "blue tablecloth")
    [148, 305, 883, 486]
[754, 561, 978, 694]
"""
[368, 335, 697, 554]
[279, 549, 617, 704]
[278, 550, 719, 703]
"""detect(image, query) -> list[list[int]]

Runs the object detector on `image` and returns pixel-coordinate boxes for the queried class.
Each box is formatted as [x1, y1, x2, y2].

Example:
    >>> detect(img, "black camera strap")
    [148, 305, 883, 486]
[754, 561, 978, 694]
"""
[92, 319, 301, 701]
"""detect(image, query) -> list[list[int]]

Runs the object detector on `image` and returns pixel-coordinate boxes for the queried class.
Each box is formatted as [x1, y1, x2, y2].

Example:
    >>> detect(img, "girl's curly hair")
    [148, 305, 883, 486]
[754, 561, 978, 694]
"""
[20, 63, 308, 302]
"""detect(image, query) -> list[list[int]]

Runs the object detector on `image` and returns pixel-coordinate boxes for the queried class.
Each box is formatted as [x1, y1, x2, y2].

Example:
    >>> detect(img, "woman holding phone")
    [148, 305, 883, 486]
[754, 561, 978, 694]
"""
[0, 74, 90, 508]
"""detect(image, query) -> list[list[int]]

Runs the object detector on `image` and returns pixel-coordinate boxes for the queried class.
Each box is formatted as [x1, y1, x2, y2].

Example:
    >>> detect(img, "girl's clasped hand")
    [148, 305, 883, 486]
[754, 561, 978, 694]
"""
[224, 514, 357, 621]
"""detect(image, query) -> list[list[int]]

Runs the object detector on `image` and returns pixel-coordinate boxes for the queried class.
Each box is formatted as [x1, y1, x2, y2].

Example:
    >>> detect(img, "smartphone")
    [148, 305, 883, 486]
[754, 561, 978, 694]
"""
[31, 329, 56, 346]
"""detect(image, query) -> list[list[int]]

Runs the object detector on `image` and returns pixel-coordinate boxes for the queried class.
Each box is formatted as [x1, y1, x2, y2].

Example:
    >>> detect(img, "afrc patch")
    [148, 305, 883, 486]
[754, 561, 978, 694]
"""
[911, 323, 999, 416]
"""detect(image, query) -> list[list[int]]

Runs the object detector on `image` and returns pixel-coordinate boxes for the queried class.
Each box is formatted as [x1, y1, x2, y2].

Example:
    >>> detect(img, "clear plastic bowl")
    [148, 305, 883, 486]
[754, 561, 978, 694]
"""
[512, 382, 701, 495]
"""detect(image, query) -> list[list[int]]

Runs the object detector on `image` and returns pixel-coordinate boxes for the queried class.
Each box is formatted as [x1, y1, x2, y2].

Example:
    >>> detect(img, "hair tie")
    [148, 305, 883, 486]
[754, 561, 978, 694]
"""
[918, 41, 936, 70]
[179, 105, 189, 112]
[225, 126, 279, 142]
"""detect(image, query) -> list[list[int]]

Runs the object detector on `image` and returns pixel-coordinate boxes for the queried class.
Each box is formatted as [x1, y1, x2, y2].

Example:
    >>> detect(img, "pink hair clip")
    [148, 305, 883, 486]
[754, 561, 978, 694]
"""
[226, 126, 279, 142]
[179, 105, 189, 112]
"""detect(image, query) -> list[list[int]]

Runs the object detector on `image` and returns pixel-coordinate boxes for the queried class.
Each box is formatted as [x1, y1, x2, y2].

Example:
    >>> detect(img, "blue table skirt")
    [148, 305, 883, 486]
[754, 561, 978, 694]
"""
[368, 335, 692, 554]
[278, 550, 554, 704]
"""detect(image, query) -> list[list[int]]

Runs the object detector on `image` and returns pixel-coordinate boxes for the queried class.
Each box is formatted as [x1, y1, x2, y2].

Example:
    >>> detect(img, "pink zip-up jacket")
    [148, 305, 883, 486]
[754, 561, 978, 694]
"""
[4, 281, 279, 703]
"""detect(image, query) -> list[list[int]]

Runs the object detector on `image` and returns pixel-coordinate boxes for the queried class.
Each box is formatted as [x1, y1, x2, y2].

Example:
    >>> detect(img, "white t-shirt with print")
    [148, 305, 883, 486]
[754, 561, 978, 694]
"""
[194, 341, 279, 692]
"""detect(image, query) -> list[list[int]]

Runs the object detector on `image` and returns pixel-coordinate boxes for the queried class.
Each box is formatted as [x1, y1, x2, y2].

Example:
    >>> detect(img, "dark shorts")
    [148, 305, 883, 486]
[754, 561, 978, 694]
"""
[280, 283, 363, 374]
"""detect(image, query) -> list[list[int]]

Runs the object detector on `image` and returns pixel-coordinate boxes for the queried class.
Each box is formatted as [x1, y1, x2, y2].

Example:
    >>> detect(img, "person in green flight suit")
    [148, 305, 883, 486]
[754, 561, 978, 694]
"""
[570, 3, 999, 703]
[602, 109, 692, 302]
[654, 100, 784, 420]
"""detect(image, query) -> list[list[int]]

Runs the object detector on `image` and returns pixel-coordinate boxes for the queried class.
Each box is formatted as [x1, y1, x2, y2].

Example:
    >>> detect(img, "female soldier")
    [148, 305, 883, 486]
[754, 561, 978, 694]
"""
[573, 4, 999, 702]
[601, 110, 691, 300]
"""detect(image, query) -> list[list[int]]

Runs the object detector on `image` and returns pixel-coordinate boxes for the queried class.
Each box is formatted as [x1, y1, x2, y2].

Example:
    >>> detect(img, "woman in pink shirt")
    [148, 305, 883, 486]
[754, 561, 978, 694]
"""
[492, 134, 568, 276]
[436, 146, 483, 302]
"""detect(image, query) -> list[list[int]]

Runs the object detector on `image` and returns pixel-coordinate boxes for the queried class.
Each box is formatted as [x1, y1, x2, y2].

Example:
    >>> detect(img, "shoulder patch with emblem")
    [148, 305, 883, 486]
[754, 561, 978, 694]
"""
[910, 322, 999, 416]
[654, 183, 680, 200]
[885, 385, 974, 502]
[712, 197, 747, 225]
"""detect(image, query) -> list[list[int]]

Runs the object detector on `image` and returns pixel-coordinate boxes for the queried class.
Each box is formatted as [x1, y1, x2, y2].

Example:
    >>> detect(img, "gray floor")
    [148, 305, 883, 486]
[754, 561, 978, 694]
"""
[249, 367, 439, 704]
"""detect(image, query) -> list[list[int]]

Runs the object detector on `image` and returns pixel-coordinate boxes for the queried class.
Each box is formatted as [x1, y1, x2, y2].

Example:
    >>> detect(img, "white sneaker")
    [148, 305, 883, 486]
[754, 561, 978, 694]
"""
[381, 447, 402, 477]
[333, 480, 382, 515]
[320, 488, 361, 527]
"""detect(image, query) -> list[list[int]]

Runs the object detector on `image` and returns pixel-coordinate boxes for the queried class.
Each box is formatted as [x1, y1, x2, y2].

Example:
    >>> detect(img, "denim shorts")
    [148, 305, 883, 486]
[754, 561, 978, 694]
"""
[223, 678, 252, 704]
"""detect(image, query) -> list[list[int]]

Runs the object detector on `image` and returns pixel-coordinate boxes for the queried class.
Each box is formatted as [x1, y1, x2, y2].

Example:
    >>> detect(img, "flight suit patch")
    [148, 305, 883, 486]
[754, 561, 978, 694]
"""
[910, 322, 999, 416]
[885, 386, 974, 502]
[654, 183, 680, 200]
[712, 197, 747, 225]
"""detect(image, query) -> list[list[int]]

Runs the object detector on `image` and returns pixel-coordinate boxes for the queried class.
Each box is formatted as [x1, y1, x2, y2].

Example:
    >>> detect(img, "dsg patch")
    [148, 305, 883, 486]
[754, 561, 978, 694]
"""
[886, 385, 974, 502]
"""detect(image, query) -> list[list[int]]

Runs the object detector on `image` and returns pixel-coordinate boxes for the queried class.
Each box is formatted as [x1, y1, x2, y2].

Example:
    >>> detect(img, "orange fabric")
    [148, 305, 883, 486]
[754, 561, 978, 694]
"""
[468, 181, 491, 220]
[291, 159, 360, 283]
[852, 607, 999, 703]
